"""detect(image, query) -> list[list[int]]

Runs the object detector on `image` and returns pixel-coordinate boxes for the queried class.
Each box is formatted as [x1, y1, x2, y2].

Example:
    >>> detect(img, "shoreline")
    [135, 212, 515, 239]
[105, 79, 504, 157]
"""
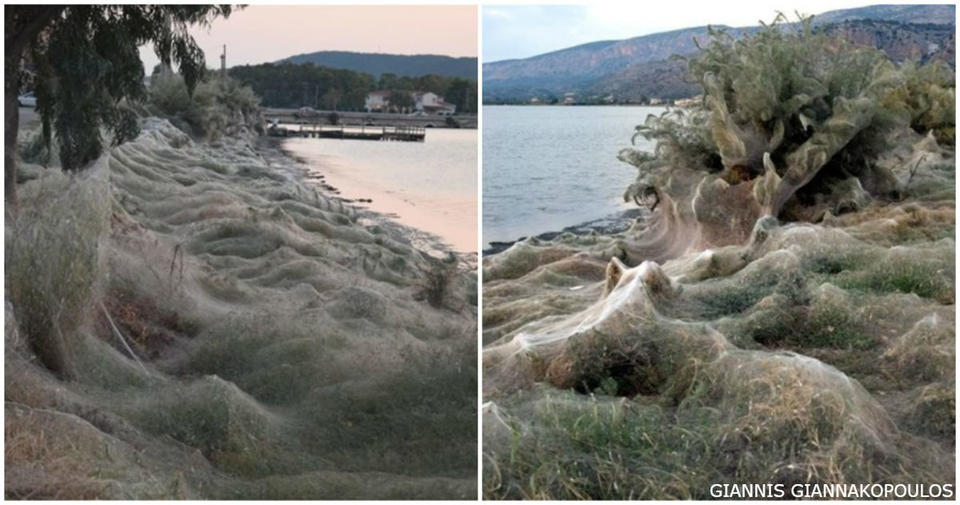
[6, 117, 479, 498]
[261, 135, 478, 268]
[483, 207, 645, 256]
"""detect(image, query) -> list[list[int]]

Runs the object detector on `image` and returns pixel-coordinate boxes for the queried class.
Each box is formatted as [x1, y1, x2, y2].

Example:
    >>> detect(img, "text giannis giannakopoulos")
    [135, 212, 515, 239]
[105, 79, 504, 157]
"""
[709, 483, 954, 499]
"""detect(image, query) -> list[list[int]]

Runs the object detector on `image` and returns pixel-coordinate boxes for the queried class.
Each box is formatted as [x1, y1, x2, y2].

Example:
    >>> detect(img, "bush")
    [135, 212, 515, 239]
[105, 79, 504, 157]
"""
[146, 69, 261, 140]
[17, 130, 52, 167]
[147, 69, 192, 116]
[420, 254, 459, 309]
[621, 15, 955, 226]
[882, 60, 956, 145]
[5, 160, 111, 375]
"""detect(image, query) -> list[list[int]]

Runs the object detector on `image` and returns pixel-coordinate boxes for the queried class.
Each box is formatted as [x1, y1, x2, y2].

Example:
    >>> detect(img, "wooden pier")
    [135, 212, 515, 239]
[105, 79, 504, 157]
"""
[267, 123, 426, 142]
[263, 108, 477, 129]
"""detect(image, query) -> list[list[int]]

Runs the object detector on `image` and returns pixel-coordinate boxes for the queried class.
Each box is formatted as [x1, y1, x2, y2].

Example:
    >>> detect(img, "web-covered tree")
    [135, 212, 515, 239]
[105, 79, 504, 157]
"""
[617, 14, 955, 258]
[5, 5, 234, 205]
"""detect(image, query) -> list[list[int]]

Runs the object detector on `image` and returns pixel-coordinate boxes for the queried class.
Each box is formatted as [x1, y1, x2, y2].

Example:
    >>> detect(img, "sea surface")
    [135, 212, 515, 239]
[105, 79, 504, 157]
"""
[482, 105, 666, 247]
[282, 128, 478, 252]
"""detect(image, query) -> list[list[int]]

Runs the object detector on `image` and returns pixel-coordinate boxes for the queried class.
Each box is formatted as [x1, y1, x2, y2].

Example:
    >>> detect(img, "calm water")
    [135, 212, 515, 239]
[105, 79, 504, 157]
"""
[482, 105, 665, 247]
[282, 128, 478, 252]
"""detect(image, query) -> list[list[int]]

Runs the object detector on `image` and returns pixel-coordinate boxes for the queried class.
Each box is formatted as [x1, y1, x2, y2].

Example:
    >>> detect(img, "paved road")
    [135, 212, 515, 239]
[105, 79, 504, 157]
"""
[19, 106, 38, 129]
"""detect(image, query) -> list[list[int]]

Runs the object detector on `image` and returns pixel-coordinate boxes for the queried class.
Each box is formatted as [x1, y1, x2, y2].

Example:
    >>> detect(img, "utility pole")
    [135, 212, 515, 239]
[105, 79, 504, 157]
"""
[220, 44, 226, 79]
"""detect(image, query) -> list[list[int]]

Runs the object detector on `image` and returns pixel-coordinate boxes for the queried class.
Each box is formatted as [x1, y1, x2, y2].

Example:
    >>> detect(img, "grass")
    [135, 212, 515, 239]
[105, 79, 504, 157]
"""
[904, 382, 955, 442]
[839, 261, 954, 304]
[420, 254, 460, 309]
[483, 210, 954, 500]
[5, 164, 110, 376]
[484, 393, 708, 499]
[482, 13, 955, 500]
[552, 329, 675, 398]
[6, 113, 478, 498]
[792, 291, 875, 350]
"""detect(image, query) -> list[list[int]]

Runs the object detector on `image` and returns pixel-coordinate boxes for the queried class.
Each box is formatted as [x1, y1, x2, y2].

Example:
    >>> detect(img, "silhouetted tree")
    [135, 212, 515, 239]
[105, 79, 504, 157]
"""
[388, 89, 414, 112]
[5, 5, 233, 205]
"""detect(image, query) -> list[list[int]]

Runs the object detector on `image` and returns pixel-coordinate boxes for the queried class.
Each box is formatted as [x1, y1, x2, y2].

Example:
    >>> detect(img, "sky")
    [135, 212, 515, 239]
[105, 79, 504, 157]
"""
[482, 0, 952, 62]
[139, 5, 477, 72]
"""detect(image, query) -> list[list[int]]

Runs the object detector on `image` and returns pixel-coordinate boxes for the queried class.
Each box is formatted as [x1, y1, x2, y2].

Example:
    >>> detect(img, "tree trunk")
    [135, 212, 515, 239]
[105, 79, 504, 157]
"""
[4, 6, 62, 208]
[5, 50, 21, 208]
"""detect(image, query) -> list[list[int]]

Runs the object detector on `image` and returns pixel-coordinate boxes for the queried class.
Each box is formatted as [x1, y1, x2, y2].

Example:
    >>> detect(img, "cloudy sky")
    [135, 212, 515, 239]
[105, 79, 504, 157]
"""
[139, 5, 477, 72]
[482, 1, 941, 62]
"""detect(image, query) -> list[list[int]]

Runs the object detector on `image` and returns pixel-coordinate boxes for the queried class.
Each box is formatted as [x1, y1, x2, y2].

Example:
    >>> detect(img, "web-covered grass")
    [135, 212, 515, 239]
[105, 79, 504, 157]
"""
[482, 16, 954, 500]
[6, 118, 477, 499]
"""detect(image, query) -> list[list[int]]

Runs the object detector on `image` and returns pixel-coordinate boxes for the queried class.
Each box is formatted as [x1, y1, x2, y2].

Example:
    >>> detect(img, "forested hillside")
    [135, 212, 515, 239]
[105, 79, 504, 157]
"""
[229, 63, 477, 113]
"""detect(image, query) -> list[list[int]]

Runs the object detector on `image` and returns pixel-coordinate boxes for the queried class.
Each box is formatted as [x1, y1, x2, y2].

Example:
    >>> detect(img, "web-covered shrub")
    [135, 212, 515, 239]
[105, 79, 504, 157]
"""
[622, 15, 955, 218]
[146, 70, 261, 139]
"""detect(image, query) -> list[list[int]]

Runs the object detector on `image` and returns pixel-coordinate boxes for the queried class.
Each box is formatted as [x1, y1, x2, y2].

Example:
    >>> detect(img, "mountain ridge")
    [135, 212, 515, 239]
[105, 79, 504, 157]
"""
[280, 50, 477, 80]
[483, 4, 955, 103]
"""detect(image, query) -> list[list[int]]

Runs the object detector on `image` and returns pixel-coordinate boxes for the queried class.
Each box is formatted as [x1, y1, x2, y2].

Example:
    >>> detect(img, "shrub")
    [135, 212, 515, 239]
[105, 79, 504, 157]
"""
[882, 60, 956, 145]
[420, 254, 459, 309]
[147, 68, 192, 116]
[621, 15, 955, 224]
[146, 70, 261, 140]
[5, 160, 110, 375]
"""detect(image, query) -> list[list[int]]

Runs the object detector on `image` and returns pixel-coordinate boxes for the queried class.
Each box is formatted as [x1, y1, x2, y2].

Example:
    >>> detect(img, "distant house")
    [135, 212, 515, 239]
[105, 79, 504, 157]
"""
[529, 97, 540, 104]
[672, 95, 703, 108]
[649, 97, 664, 105]
[364, 90, 392, 112]
[562, 92, 576, 105]
[364, 90, 456, 115]
[413, 91, 456, 115]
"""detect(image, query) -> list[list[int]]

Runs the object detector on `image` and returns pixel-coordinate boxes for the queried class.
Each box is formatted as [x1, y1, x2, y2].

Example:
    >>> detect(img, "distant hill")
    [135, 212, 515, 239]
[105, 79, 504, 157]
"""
[818, 18, 955, 64]
[483, 4, 955, 103]
[813, 4, 956, 25]
[280, 51, 477, 80]
[482, 26, 751, 102]
[590, 18, 956, 103]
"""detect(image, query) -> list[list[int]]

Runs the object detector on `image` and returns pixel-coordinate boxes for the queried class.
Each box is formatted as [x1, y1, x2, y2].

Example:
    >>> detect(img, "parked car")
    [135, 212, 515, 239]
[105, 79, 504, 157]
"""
[18, 92, 36, 108]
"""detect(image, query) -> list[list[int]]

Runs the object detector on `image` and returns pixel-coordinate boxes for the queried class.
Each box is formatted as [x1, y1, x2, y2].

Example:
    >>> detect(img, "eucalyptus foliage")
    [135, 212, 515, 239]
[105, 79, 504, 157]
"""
[5, 5, 233, 203]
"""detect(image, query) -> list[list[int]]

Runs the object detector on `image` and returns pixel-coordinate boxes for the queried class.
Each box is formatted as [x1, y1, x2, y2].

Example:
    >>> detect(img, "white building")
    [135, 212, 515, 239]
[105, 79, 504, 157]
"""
[672, 95, 703, 108]
[364, 90, 392, 112]
[365, 90, 456, 115]
[413, 91, 456, 115]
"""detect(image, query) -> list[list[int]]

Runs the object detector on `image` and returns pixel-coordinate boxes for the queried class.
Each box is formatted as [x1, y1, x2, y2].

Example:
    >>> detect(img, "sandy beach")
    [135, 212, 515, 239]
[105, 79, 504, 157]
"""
[280, 128, 478, 253]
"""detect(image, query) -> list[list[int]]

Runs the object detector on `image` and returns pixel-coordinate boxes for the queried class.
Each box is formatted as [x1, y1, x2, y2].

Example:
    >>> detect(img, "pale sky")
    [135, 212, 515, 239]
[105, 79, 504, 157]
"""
[139, 5, 478, 72]
[482, 0, 955, 62]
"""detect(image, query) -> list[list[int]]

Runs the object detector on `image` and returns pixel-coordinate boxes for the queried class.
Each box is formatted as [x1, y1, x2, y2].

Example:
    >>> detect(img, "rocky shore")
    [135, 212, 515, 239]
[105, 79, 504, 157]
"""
[483, 208, 646, 256]
[482, 128, 955, 498]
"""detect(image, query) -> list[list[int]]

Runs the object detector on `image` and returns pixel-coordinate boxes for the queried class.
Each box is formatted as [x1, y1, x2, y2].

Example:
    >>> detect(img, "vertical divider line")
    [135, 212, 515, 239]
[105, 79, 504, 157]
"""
[475, 2, 484, 500]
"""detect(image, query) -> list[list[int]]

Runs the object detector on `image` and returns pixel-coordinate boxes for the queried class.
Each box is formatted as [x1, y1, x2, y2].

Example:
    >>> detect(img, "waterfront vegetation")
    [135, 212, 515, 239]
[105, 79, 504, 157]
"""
[482, 15, 954, 499]
[229, 63, 478, 113]
[6, 5, 476, 499]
